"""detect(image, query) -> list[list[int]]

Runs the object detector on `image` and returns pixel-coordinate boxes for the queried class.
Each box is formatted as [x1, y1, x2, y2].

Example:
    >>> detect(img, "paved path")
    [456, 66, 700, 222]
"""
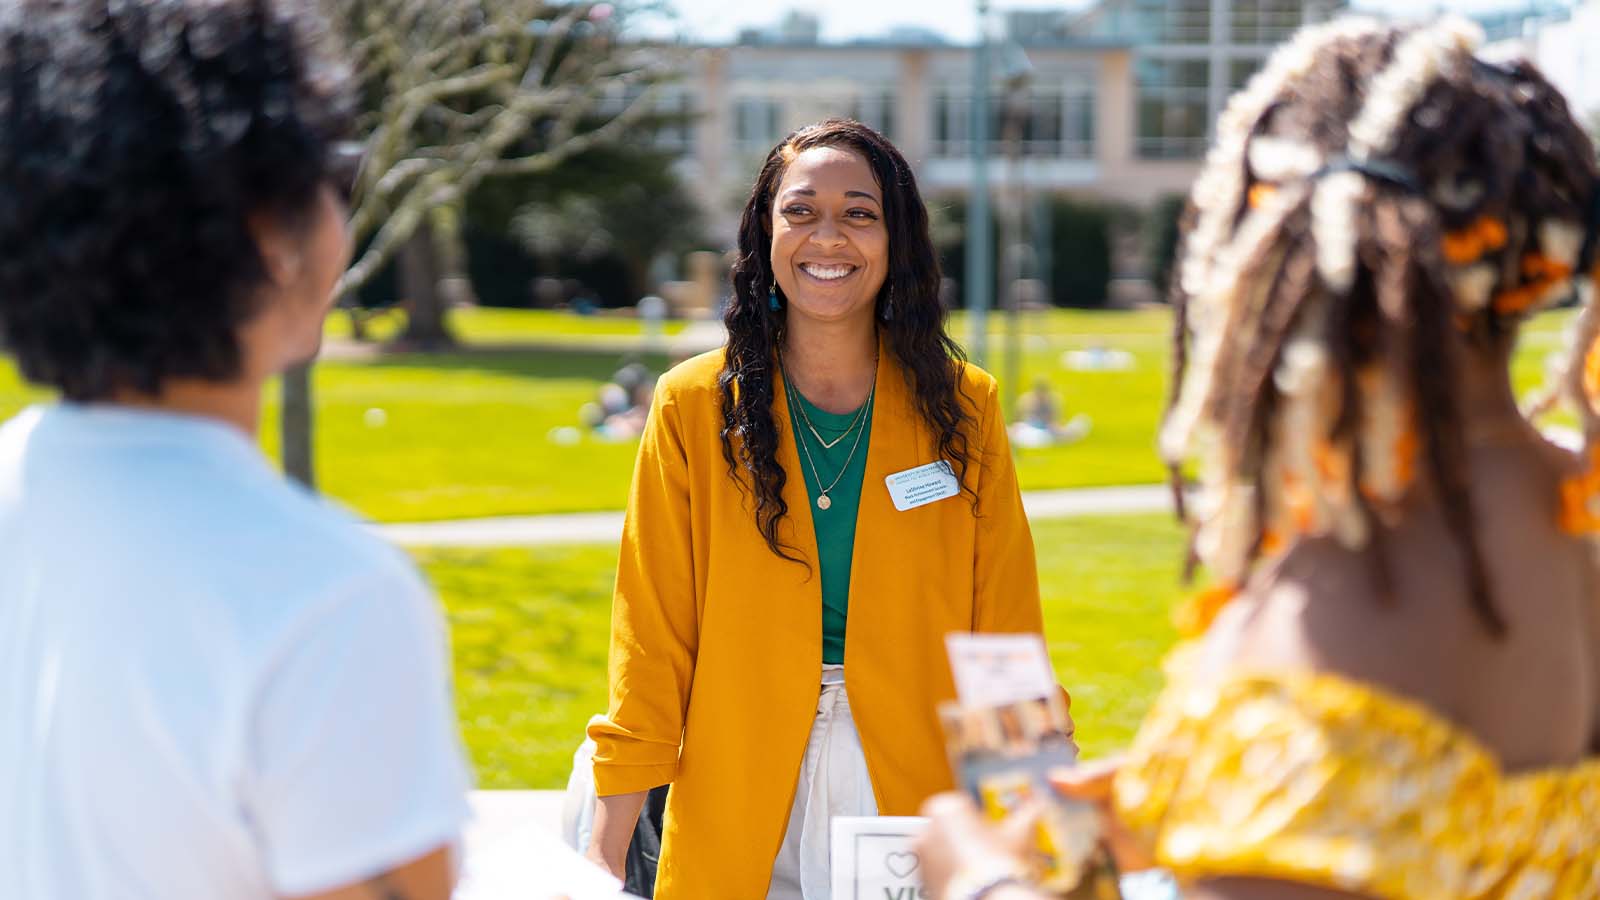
[375, 483, 1175, 547]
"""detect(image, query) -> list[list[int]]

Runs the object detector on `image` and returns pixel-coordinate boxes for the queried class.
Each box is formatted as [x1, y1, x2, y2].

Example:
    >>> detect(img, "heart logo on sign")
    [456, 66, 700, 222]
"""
[884, 851, 920, 879]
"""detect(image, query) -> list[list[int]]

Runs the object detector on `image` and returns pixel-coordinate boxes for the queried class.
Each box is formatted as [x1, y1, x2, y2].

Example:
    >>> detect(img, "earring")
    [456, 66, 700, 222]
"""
[880, 284, 894, 322]
[768, 285, 781, 312]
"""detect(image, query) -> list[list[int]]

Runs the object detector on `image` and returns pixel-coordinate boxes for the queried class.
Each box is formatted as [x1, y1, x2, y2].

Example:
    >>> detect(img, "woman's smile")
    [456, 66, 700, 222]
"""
[798, 262, 859, 284]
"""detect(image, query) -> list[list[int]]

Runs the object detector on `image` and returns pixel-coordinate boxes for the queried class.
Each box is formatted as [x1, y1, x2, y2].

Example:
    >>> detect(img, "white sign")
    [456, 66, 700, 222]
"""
[945, 633, 1058, 708]
[885, 461, 960, 511]
[830, 816, 930, 900]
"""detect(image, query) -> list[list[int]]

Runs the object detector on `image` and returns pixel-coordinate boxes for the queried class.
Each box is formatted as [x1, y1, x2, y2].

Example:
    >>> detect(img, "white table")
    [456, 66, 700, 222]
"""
[458, 790, 626, 899]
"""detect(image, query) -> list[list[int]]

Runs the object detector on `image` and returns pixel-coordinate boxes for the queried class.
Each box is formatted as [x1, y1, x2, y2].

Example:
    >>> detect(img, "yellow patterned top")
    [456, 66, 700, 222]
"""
[1113, 648, 1600, 898]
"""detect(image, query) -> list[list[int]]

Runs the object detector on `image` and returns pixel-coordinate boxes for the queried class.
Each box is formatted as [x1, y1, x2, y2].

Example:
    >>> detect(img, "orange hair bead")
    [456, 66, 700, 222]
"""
[1476, 216, 1508, 251]
[1441, 229, 1483, 265]
[1174, 583, 1239, 637]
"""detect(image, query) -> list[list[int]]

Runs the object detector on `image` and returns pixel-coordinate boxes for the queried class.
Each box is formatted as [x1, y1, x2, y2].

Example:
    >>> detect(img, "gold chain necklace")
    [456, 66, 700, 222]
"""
[791, 381, 872, 449]
[796, 381, 883, 509]
[781, 357, 876, 511]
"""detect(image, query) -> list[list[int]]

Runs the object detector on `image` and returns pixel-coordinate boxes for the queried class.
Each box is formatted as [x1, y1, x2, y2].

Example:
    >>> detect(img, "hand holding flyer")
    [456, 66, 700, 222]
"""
[941, 633, 1121, 898]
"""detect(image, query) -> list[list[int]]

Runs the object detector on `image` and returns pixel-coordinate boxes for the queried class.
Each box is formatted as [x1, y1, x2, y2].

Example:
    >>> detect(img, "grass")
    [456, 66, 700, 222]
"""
[420, 544, 617, 791]
[423, 513, 1187, 789]
[322, 306, 690, 345]
[258, 349, 674, 521]
[1035, 514, 1186, 756]
[0, 363, 46, 421]
[297, 306, 1179, 518]
[0, 305, 1582, 521]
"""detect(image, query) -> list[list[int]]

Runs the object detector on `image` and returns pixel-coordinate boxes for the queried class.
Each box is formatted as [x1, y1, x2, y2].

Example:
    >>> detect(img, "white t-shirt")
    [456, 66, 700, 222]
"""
[0, 404, 473, 899]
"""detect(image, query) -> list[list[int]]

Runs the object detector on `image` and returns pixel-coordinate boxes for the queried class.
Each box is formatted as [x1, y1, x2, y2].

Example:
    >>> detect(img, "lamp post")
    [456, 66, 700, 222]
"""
[965, 0, 993, 366]
[999, 41, 1032, 424]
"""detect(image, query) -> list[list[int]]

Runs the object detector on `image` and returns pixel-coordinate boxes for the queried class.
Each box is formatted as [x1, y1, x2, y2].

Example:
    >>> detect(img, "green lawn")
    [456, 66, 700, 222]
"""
[425, 513, 1187, 789]
[0, 305, 1581, 522]
[322, 306, 690, 345]
[258, 349, 674, 521]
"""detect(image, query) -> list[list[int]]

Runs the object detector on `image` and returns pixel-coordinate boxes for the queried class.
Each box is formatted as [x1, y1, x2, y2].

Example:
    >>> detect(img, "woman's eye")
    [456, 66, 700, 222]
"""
[847, 209, 879, 220]
[782, 205, 812, 217]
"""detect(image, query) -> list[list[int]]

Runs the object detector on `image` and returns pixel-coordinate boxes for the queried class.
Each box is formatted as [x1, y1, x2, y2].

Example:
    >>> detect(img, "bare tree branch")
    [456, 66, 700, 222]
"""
[326, 0, 673, 300]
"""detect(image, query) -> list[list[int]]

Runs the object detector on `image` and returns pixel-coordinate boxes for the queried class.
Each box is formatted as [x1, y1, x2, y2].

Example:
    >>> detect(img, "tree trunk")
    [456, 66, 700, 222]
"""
[398, 219, 455, 349]
[281, 363, 315, 489]
[346, 305, 369, 342]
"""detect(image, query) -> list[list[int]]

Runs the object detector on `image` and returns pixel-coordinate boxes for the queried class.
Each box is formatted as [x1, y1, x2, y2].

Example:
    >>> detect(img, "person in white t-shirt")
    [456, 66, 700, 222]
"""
[0, 2, 472, 899]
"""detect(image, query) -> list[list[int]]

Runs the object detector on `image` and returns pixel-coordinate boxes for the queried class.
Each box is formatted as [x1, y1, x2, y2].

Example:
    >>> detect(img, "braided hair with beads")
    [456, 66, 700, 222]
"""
[1163, 17, 1600, 636]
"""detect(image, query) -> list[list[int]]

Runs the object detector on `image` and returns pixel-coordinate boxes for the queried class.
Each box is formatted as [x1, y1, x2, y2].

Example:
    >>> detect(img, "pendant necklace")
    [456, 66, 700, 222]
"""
[782, 356, 876, 511]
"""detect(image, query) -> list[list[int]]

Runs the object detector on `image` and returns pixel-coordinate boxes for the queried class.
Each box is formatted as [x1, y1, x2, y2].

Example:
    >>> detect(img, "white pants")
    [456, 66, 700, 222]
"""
[767, 666, 878, 900]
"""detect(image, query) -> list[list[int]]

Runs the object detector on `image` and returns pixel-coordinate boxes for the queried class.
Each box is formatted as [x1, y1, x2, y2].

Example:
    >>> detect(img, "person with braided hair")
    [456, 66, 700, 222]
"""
[918, 17, 1600, 900]
[583, 119, 1058, 898]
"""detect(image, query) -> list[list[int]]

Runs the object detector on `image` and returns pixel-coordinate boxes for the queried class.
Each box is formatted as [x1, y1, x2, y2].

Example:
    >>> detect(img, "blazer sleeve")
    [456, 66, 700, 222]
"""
[587, 379, 699, 796]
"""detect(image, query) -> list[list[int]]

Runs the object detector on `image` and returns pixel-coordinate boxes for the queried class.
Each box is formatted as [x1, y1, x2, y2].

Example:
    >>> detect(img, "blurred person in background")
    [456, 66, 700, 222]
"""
[919, 17, 1600, 900]
[584, 118, 1060, 898]
[0, 2, 473, 898]
[1009, 378, 1090, 449]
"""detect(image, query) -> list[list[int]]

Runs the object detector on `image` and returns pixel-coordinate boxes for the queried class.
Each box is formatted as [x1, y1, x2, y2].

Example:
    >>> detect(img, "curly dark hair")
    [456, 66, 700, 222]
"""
[721, 118, 976, 561]
[0, 0, 355, 401]
[1161, 19, 1600, 635]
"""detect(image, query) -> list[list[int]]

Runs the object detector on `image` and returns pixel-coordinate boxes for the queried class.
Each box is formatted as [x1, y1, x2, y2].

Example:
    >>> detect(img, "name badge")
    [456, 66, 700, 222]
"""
[885, 461, 960, 512]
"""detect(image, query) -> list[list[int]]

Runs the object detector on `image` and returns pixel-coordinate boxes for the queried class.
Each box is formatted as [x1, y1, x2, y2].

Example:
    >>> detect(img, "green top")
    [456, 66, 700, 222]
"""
[786, 381, 873, 666]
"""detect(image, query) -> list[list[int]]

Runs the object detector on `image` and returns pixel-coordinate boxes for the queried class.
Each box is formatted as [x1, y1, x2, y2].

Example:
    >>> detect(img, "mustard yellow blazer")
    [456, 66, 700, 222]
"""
[588, 346, 1046, 898]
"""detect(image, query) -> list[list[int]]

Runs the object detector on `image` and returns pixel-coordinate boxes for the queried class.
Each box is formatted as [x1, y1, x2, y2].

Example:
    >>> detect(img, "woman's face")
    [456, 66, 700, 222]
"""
[768, 145, 889, 328]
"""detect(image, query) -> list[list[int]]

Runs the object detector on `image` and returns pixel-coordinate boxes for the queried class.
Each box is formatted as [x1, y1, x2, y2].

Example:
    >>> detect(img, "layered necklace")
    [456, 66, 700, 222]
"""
[781, 357, 876, 512]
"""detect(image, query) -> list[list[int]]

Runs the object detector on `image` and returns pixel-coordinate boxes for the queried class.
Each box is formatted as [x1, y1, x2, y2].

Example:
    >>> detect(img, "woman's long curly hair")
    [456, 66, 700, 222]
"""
[720, 118, 974, 561]
[1163, 17, 1600, 636]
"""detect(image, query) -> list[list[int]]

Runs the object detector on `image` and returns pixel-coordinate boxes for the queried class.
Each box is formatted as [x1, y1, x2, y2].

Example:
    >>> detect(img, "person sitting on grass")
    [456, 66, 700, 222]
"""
[0, 3, 473, 899]
[1008, 378, 1090, 449]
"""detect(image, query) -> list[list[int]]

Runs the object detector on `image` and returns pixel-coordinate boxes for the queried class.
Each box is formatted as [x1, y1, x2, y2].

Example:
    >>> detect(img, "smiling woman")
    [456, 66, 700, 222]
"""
[581, 118, 1064, 898]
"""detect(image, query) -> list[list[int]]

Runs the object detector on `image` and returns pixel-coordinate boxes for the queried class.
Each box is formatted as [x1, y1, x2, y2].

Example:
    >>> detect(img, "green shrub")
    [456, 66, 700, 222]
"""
[1143, 193, 1188, 302]
[934, 194, 1116, 309]
[1046, 199, 1114, 308]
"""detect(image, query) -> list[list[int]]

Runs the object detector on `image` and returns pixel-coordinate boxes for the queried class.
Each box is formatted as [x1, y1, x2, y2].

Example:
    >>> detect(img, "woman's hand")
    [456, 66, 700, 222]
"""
[915, 793, 1044, 900]
[1047, 756, 1155, 873]
[581, 844, 624, 882]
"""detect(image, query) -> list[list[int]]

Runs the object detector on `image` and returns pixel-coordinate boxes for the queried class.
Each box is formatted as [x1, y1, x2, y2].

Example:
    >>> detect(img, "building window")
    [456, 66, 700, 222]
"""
[733, 97, 782, 152]
[933, 86, 1094, 159]
[1063, 90, 1094, 158]
[848, 92, 896, 140]
[1013, 90, 1063, 156]
[1229, 58, 1263, 91]
[934, 92, 962, 155]
[653, 91, 695, 153]
[1230, 0, 1312, 44]
[1135, 58, 1209, 159]
[1121, 0, 1212, 45]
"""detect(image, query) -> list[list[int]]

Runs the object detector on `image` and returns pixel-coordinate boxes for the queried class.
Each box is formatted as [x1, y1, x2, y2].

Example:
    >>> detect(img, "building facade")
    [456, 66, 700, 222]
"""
[659, 1, 1342, 242]
[1482, 1, 1600, 127]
